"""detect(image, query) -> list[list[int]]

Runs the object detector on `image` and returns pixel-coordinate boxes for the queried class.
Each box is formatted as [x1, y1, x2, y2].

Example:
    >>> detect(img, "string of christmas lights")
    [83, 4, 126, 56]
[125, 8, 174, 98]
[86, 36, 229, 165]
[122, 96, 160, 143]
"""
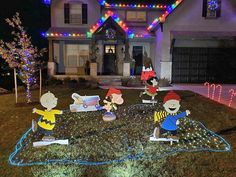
[147, 0, 183, 31]
[41, 32, 150, 38]
[9, 105, 231, 167]
[87, 10, 135, 38]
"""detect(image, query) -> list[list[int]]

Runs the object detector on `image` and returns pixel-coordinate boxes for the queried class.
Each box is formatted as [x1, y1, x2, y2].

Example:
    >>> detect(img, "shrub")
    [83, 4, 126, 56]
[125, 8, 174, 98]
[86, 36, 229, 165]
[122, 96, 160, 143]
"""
[88, 78, 98, 89]
[121, 77, 130, 86]
[45, 77, 63, 86]
[78, 77, 87, 83]
[158, 78, 170, 87]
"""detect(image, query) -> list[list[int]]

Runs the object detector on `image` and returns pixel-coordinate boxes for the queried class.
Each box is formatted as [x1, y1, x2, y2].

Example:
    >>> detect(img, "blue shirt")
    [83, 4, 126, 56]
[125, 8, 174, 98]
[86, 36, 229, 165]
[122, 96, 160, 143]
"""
[161, 111, 187, 131]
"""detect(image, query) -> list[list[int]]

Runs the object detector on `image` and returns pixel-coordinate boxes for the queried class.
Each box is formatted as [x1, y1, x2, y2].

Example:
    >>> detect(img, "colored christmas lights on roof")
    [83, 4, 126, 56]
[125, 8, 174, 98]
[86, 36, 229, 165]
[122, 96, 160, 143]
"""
[41, 32, 151, 39]
[43, 0, 51, 5]
[104, 3, 166, 9]
[147, 0, 183, 31]
[41, 32, 86, 38]
[87, 11, 135, 39]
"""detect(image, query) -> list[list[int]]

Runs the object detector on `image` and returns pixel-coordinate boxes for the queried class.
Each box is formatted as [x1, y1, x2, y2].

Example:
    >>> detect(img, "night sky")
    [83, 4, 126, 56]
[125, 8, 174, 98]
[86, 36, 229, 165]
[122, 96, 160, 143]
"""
[0, 0, 50, 49]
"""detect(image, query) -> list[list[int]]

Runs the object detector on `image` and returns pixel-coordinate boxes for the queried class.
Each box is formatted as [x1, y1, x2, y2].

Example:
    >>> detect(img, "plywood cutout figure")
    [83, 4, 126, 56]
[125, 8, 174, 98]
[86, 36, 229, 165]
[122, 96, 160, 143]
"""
[70, 93, 102, 112]
[32, 91, 68, 147]
[151, 91, 190, 144]
[140, 66, 158, 104]
[103, 88, 124, 121]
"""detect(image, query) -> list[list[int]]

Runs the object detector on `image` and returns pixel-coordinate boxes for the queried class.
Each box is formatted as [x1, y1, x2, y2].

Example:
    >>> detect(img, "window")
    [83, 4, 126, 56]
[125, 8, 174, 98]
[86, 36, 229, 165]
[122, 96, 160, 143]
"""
[70, 3, 82, 24]
[66, 44, 89, 67]
[126, 11, 146, 22]
[64, 3, 88, 24]
[202, 0, 221, 18]
[105, 45, 116, 54]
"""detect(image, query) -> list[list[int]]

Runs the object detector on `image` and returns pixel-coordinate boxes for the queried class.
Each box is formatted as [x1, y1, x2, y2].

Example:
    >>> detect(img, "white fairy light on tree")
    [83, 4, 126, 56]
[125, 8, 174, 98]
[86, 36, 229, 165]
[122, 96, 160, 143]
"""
[0, 13, 46, 103]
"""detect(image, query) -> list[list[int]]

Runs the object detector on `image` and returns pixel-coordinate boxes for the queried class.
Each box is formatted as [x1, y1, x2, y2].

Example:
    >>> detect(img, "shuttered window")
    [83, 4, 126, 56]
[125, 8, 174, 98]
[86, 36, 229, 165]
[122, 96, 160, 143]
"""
[64, 3, 88, 24]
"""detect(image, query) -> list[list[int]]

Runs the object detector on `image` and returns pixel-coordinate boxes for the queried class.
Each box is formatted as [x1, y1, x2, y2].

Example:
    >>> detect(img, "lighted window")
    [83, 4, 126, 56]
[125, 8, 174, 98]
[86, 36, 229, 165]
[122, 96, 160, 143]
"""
[126, 11, 146, 22]
[105, 45, 116, 54]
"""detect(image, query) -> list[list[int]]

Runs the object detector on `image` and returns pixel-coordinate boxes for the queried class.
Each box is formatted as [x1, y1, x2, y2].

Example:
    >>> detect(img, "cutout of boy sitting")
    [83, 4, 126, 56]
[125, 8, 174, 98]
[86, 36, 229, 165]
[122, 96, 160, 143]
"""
[32, 91, 63, 141]
[153, 91, 190, 140]
[103, 88, 124, 121]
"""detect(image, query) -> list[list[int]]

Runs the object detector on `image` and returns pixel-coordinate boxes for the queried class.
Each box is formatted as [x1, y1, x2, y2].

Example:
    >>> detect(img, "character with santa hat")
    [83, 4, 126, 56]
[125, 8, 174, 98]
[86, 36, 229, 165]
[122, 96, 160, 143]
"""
[153, 91, 190, 141]
[103, 88, 124, 121]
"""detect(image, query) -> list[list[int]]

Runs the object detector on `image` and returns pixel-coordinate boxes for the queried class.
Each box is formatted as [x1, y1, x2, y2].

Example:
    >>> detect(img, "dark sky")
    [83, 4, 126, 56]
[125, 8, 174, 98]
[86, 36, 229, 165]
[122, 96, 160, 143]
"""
[0, 0, 50, 49]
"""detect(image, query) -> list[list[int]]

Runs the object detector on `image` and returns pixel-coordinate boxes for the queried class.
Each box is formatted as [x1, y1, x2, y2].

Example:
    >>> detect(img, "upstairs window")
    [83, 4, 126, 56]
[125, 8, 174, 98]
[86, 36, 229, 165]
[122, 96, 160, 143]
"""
[126, 11, 146, 22]
[64, 3, 88, 24]
[202, 0, 221, 19]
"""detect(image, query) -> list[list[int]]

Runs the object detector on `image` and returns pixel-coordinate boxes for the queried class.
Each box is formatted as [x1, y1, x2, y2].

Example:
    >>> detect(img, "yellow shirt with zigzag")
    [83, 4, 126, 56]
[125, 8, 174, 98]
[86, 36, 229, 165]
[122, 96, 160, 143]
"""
[35, 109, 62, 131]
[154, 111, 177, 123]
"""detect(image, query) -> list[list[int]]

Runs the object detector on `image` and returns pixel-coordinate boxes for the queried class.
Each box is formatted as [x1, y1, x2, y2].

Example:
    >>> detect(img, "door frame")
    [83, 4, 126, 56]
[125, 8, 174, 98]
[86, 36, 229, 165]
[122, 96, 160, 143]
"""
[103, 44, 117, 75]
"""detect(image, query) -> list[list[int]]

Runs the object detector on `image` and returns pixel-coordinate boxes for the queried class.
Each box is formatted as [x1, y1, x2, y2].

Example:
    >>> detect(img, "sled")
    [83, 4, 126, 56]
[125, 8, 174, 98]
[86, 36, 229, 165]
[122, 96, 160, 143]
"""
[149, 136, 179, 145]
[33, 139, 69, 147]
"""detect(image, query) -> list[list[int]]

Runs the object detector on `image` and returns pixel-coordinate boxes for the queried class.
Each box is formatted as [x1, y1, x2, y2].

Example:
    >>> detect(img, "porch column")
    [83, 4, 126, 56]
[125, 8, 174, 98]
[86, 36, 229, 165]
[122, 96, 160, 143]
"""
[48, 40, 53, 62]
[47, 40, 56, 76]
[123, 39, 130, 76]
[58, 41, 65, 73]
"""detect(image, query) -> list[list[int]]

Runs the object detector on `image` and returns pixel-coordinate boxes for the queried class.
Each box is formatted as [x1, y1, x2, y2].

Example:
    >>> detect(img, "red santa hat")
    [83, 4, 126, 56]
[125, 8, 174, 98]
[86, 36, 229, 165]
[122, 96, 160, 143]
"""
[106, 88, 122, 98]
[163, 91, 181, 103]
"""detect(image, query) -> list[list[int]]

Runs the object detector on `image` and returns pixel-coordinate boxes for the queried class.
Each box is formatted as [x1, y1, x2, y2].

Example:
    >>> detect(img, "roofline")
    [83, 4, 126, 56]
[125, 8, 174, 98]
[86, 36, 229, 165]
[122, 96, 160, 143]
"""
[147, 0, 184, 32]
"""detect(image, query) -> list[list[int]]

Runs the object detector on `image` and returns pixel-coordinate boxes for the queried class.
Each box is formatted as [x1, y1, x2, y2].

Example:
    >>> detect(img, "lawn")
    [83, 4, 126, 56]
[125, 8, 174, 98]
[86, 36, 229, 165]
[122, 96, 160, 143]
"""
[0, 86, 235, 177]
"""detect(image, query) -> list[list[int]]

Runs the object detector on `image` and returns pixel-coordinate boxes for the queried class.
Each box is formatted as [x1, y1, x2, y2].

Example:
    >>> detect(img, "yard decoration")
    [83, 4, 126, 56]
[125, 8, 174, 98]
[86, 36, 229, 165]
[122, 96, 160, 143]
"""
[103, 88, 124, 121]
[70, 93, 102, 112]
[228, 89, 236, 107]
[150, 91, 190, 144]
[32, 91, 68, 147]
[9, 103, 231, 167]
[204, 82, 222, 102]
[140, 66, 158, 104]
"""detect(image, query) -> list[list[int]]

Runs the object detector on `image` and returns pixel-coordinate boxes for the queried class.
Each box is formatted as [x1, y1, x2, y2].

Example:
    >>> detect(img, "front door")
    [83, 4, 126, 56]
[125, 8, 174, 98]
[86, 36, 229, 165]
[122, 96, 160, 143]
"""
[133, 46, 143, 75]
[103, 45, 116, 75]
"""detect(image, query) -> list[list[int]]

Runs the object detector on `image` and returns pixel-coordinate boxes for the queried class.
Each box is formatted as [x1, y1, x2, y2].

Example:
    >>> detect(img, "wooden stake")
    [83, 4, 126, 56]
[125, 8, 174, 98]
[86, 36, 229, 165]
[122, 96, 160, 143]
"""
[39, 68, 42, 99]
[14, 68, 18, 104]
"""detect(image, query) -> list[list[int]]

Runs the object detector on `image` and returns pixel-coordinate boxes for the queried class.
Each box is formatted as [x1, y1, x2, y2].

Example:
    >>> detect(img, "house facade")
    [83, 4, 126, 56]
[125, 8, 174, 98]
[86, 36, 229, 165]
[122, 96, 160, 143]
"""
[43, 0, 236, 83]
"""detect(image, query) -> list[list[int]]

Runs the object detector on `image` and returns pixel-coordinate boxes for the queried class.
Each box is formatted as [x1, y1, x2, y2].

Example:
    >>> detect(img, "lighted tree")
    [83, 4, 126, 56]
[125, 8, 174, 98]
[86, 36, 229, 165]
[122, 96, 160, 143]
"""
[0, 13, 46, 103]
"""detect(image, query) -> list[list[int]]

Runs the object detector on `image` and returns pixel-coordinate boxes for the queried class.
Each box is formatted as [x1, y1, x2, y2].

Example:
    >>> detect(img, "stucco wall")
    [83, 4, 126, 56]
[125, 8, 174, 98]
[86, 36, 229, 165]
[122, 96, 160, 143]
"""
[155, 0, 236, 81]
[51, 0, 100, 28]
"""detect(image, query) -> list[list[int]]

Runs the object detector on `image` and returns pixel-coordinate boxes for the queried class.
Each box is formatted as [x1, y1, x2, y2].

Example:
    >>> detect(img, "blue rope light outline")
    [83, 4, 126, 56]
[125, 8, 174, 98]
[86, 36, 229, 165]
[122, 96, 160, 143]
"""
[9, 118, 231, 167]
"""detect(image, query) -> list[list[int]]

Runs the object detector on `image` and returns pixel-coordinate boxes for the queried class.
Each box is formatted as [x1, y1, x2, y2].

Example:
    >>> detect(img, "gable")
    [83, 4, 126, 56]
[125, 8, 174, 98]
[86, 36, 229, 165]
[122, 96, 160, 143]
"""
[87, 10, 134, 38]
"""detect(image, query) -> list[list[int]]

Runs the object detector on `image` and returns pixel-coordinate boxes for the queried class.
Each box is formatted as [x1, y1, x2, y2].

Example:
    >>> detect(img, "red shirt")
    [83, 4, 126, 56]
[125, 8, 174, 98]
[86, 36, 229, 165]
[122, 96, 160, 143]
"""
[148, 86, 157, 94]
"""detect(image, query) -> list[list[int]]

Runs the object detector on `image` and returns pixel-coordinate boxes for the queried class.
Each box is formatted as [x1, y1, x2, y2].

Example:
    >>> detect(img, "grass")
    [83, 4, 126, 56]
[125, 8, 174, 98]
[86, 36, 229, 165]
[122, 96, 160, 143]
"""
[0, 86, 236, 177]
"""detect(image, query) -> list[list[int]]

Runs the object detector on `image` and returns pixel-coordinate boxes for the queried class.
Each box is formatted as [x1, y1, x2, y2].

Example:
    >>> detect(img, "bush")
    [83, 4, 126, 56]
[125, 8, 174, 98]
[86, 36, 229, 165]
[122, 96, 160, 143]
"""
[121, 77, 130, 86]
[88, 78, 98, 89]
[127, 77, 143, 87]
[158, 78, 170, 87]
[45, 77, 63, 86]
[78, 77, 87, 83]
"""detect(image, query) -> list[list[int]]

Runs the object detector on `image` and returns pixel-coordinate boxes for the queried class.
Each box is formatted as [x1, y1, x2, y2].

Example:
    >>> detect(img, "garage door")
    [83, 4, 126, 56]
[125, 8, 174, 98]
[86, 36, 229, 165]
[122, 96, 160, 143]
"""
[172, 47, 236, 83]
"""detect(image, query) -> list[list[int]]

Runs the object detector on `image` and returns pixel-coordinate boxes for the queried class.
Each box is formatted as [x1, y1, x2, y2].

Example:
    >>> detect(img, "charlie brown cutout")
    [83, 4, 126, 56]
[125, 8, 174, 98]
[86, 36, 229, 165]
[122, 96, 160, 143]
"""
[32, 91, 63, 141]
[153, 91, 190, 140]
[103, 88, 124, 121]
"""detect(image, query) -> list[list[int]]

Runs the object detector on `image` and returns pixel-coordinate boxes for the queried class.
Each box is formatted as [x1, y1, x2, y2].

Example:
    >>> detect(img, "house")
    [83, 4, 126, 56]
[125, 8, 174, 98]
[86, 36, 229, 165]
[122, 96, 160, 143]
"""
[43, 0, 236, 83]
